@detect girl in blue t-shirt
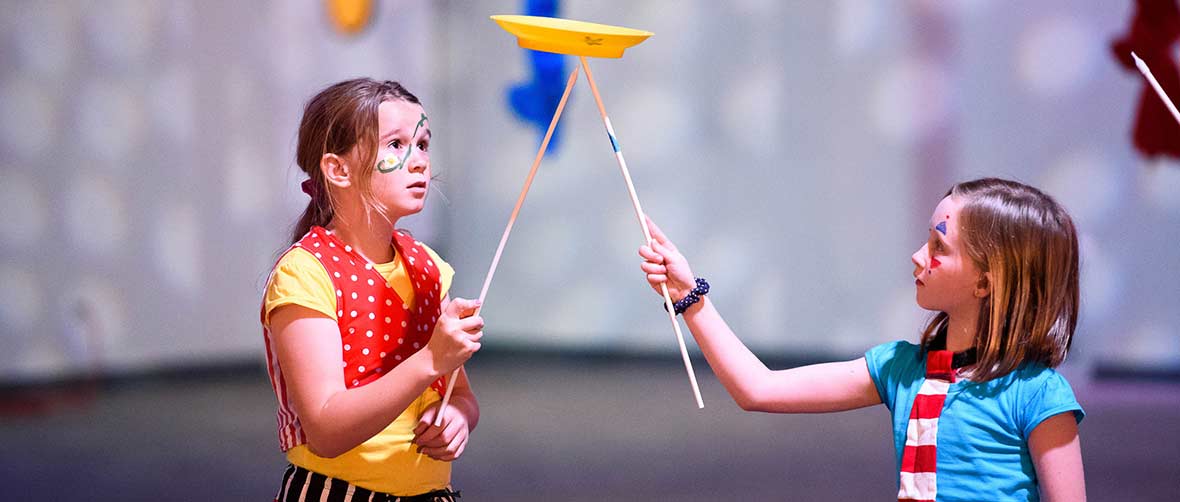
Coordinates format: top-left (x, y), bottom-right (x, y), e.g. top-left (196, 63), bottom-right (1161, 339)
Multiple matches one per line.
top-left (638, 178), bottom-right (1085, 501)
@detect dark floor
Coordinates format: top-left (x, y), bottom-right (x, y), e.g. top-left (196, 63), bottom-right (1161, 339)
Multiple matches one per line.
top-left (1, 353), bottom-right (1177, 501)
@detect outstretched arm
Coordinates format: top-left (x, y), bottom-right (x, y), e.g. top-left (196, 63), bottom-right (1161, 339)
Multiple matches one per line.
top-left (639, 217), bottom-right (880, 413)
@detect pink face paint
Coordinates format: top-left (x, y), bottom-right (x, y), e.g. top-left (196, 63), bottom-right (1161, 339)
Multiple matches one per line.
top-left (930, 257), bottom-right (942, 269)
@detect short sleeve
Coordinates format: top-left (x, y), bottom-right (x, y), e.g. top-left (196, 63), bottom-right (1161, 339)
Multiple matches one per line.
top-left (1019, 368), bottom-right (1085, 439)
top-left (263, 247), bottom-right (338, 327)
top-left (865, 340), bottom-right (917, 412)
top-left (420, 244), bottom-right (455, 298)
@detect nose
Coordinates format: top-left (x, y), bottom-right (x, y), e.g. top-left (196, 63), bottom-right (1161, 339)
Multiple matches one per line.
top-left (911, 244), bottom-right (927, 275)
top-left (407, 148), bottom-right (428, 173)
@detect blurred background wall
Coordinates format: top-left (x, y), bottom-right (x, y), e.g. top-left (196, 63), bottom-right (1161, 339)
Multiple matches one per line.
top-left (2, 0), bottom-right (1178, 382)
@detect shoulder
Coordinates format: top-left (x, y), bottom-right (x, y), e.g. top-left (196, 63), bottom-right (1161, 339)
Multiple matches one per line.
top-left (277, 245), bottom-right (324, 270)
top-left (1010, 362), bottom-right (1071, 389)
top-left (263, 246), bottom-right (336, 325)
top-left (864, 340), bottom-right (923, 410)
top-left (269, 246), bottom-right (331, 286)
top-left (865, 340), bottom-right (921, 369)
top-left (1008, 363), bottom-right (1085, 436)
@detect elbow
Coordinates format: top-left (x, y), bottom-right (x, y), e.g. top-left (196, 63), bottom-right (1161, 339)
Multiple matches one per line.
top-left (735, 395), bottom-right (772, 412)
top-left (733, 386), bottom-right (771, 412)
top-left (735, 396), bottom-right (761, 412)
top-left (305, 439), bottom-right (348, 459)
top-left (302, 429), bottom-right (350, 458)
top-left (731, 372), bottom-right (775, 412)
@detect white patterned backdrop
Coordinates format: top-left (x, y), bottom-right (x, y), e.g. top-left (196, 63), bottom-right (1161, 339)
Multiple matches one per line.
top-left (1, 0), bottom-right (1177, 381)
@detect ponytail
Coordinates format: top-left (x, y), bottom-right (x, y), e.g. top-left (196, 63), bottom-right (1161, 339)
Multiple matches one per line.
top-left (290, 176), bottom-right (334, 244)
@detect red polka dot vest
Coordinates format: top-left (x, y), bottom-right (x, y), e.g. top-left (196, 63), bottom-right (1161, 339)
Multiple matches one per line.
top-left (263, 227), bottom-right (446, 451)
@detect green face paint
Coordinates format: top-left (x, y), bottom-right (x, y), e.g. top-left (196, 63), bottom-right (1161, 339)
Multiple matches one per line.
top-left (376, 113), bottom-right (428, 173)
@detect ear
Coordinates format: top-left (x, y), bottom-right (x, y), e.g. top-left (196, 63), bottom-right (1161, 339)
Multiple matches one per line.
top-left (321, 153), bottom-right (351, 188)
top-left (974, 272), bottom-right (992, 298)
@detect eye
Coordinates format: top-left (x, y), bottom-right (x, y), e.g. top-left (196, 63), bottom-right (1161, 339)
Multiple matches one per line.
top-left (388, 139), bottom-right (402, 150)
top-left (417, 140), bottom-right (429, 152)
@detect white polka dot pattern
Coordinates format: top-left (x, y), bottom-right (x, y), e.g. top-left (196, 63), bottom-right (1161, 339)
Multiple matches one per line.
top-left (263, 226), bottom-right (447, 452)
top-left (305, 226), bottom-right (445, 394)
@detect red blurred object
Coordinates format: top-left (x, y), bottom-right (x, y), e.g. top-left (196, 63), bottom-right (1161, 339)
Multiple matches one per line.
top-left (1112, 0), bottom-right (1180, 160)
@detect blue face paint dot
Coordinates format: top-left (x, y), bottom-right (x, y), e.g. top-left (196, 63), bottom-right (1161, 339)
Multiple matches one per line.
top-left (935, 221), bottom-right (947, 235)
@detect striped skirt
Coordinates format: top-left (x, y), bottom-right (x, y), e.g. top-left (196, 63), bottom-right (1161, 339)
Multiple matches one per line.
top-left (275, 464), bottom-right (460, 502)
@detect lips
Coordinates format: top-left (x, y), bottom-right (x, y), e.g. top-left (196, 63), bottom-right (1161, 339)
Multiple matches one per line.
top-left (915, 278), bottom-right (925, 286)
top-left (407, 181), bottom-right (427, 190)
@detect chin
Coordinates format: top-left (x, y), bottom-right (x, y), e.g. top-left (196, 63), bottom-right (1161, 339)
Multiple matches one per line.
top-left (381, 204), bottom-right (423, 221)
top-left (396, 206), bottom-right (424, 217)
top-left (397, 196), bottom-right (426, 211)
top-left (915, 295), bottom-right (936, 311)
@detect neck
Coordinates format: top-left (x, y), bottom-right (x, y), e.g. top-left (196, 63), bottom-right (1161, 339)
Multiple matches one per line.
top-left (327, 209), bottom-right (398, 264)
top-left (944, 307), bottom-right (978, 353)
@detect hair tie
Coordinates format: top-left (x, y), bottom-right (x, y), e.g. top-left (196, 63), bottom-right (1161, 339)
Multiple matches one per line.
top-left (301, 179), bottom-right (316, 199)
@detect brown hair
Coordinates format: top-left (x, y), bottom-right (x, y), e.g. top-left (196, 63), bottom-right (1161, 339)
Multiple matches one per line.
top-left (291, 78), bottom-right (421, 244)
top-left (920, 178), bottom-right (1080, 381)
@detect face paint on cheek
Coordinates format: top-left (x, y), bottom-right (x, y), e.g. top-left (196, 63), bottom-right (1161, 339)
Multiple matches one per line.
top-left (930, 257), bottom-right (941, 270)
top-left (377, 153), bottom-right (403, 173)
top-left (376, 113), bottom-right (429, 174)
top-left (935, 220), bottom-right (947, 235)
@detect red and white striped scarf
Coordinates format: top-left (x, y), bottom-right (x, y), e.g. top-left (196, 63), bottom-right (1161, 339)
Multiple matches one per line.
top-left (897, 349), bottom-right (956, 502)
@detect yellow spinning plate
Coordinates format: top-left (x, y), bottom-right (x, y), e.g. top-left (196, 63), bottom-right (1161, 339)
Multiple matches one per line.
top-left (490, 15), bottom-right (652, 58)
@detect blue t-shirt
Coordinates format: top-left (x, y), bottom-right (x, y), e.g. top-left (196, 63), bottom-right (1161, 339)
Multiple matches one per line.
top-left (865, 341), bottom-right (1084, 502)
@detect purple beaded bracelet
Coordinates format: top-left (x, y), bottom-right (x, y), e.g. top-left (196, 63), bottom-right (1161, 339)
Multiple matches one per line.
top-left (665, 277), bottom-right (709, 315)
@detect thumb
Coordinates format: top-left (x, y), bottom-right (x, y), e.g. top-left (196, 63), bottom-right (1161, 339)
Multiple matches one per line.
top-left (415, 407), bottom-right (436, 435)
top-left (652, 240), bottom-right (676, 262)
top-left (645, 215), bottom-right (668, 245)
top-left (446, 297), bottom-right (480, 318)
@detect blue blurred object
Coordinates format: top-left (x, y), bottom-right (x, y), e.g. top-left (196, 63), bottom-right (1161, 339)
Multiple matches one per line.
top-left (507, 0), bottom-right (568, 153)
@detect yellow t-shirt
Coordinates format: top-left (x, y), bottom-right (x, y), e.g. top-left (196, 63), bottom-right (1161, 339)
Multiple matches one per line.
top-left (263, 242), bottom-right (455, 495)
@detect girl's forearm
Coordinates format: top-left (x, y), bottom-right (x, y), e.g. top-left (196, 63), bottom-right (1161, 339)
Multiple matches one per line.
top-left (305, 350), bottom-right (440, 457)
top-left (447, 368), bottom-right (480, 431)
top-left (681, 297), bottom-right (774, 410)
top-left (681, 298), bottom-right (880, 413)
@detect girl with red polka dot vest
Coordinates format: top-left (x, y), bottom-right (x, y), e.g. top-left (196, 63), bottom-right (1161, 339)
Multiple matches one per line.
top-left (262, 79), bottom-right (482, 501)
top-left (638, 178), bottom-right (1087, 502)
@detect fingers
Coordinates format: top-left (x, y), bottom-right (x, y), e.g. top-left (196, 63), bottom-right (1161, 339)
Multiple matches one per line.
top-left (414, 422), bottom-right (445, 447)
top-left (413, 407), bottom-right (469, 461)
top-left (414, 418), bottom-right (437, 441)
top-left (638, 244), bottom-right (663, 263)
top-left (640, 261), bottom-right (666, 275)
top-left (437, 415), bottom-right (463, 445)
top-left (455, 315), bottom-right (484, 335)
top-left (639, 245), bottom-right (670, 286)
top-left (419, 433), bottom-right (467, 461)
top-left (445, 297), bottom-right (481, 318)
top-left (651, 240), bottom-right (676, 259)
top-left (414, 405), bottom-right (438, 437)
top-left (413, 405), bottom-right (449, 446)
top-left (419, 422), bottom-right (467, 460)
top-left (645, 215), bottom-right (668, 244)
top-left (639, 241), bottom-right (679, 264)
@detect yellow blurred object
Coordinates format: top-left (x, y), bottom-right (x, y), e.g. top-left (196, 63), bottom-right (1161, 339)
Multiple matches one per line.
top-left (490, 15), bottom-right (652, 58)
top-left (326, 0), bottom-right (374, 35)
